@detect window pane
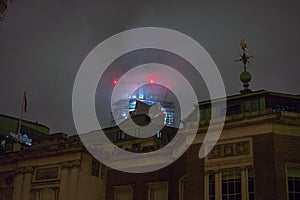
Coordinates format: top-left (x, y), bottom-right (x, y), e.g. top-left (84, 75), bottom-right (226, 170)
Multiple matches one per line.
top-left (249, 194), bottom-right (255, 200)
top-left (294, 179), bottom-right (300, 192)
top-left (150, 187), bottom-right (167, 200)
top-left (235, 181), bottom-right (241, 193)
top-left (287, 165), bottom-right (300, 200)
top-left (235, 194), bottom-right (242, 200)
top-left (221, 168), bottom-right (241, 199)
top-left (248, 168), bottom-right (255, 199)
top-left (209, 174), bottom-right (215, 198)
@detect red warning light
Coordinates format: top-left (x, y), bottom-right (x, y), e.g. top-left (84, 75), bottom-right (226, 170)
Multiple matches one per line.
top-left (150, 80), bottom-right (154, 84)
top-left (113, 80), bottom-right (118, 85)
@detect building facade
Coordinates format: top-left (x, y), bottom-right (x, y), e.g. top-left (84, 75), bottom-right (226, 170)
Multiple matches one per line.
top-left (0, 133), bottom-right (106, 200)
top-left (0, 91), bottom-right (299, 200)
top-left (105, 90), bottom-right (300, 200)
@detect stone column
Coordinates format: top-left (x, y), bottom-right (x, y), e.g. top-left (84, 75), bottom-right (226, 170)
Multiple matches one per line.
top-left (59, 161), bottom-right (70, 200)
top-left (215, 170), bottom-right (221, 200)
top-left (22, 166), bottom-right (34, 200)
top-left (241, 167), bottom-right (247, 200)
top-left (68, 160), bottom-right (81, 200)
top-left (12, 167), bottom-right (24, 200)
top-left (204, 171), bottom-right (209, 200)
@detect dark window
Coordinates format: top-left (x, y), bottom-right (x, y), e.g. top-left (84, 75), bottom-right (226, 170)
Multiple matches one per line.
top-left (287, 165), bottom-right (300, 200)
top-left (132, 143), bottom-right (141, 152)
top-left (221, 168), bottom-right (242, 200)
top-left (209, 173), bottom-right (215, 200)
top-left (116, 130), bottom-right (125, 141)
top-left (227, 105), bottom-right (241, 116)
top-left (132, 143), bottom-right (141, 149)
top-left (248, 168), bottom-right (255, 200)
top-left (91, 160), bottom-right (100, 177)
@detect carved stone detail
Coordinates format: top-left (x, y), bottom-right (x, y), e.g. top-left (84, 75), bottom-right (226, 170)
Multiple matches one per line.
top-left (24, 166), bottom-right (34, 174)
top-left (61, 159), bottom-right (81, 169)
top-left (208, 140), bottom-right (250, 160)
top-left (35, 167), bottom-right (59, 181)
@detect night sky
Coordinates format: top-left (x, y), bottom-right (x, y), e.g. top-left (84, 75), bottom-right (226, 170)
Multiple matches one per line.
top-left (0, 0), bottom-right (299, 134)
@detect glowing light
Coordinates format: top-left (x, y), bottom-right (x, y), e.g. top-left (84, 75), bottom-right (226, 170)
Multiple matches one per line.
top-left (113, 80), bottom-right (118, 85)
top-left (150, 80), bottom-right (154, 83)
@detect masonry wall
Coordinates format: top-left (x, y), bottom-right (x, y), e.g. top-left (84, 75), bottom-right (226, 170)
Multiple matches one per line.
top-left (185, 143), bottom-right (204, 200)
top-left (106, 152), bottom-right (187, 200)
top-left (253, 133), bottom-right (276, 200)
top-left (273, 134), bottom-right (300, 200)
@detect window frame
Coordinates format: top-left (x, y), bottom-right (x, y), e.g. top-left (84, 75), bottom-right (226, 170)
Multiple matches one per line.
top-left (113, 184), bottom-right (134, 200)
top-left (91, 159), bottom-right (101, 177)
top-left (286, 163), bottom-right (300, 200)
top-left (148, 181), bottom-right (169, 200)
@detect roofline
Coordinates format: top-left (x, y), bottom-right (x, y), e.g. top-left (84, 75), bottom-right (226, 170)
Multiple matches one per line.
top-left (197, 90), bottom-right (300, 106)
top-left (0, 113), bottom-right (49, 130)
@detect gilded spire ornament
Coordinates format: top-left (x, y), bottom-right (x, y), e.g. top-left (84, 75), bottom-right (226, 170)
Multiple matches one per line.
top-left (236, 39), bottom-right (253, 94)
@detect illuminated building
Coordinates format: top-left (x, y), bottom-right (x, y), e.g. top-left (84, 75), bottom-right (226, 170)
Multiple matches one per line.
top-left (105, 90), bottom-right (300, 200)
top-left (110, 83), bottom-right (176, 127)
top-left (0, 114), bottom-right (50, 153)
top-left (0, 42), bottom-right (299, 200)
top-left (0, 133), bottom-right (106, 200)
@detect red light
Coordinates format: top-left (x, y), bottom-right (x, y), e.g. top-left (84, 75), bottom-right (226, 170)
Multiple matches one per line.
top-left (150, 80), bottom-right (154, 84)
top-left (113, 80), bottom-right (118, 85)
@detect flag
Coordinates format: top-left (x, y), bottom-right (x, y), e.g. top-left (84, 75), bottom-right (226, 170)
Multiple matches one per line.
top-left (24, 92), bottom-right (27, 113)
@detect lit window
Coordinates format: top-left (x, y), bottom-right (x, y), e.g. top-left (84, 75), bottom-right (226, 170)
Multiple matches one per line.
top-left (179, 176), bottom-right (187, 200)
top-left (91, 160), bottom-right (100, 177)
top-left (287, 165), bottom-right (300, 200)
top-left (117, 130), bottom-right (125, 141)
top-left (156, 131), bottom-right (162, 139)
top-left (0, 140), bottom-right (6, 150)
top-left (114, 185), bottom-right (133, 200)
top-left (148, 181), bottom-right (168, 200)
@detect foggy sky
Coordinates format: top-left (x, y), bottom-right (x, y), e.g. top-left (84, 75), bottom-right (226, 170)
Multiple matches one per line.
top-left (0, 0), bottom-right (299, 134)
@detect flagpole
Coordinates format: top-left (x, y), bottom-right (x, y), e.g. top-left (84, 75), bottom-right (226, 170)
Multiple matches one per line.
top-left (17, 91), bottom-right (26, 143)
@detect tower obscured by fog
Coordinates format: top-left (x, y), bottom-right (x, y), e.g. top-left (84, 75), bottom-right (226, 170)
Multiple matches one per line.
top-left (110, 84), bottom-right (179, 127)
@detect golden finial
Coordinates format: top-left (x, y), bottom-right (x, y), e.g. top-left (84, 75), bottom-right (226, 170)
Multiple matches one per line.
top-left (236, 39), bottom-right (253, 71)
top-left (240, 39), bottom-right (248, 52)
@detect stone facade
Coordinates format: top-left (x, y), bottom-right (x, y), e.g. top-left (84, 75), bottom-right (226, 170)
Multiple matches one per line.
top-left (0, 134), bottom-right (106, 200)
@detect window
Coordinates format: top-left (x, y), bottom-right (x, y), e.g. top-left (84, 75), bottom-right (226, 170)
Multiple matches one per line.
top-left (91, 160), bottom-right (100, 177)
top-left (287, 165), bottom-right (300, 200)
top-left (226, 105), bottom-right (241, 116)
top-left (179, 176), bottom-right (187, 200)
top-left (132, 143), bottom-right (141, 152)
top-left (206, 167), bottom-right (254, 200)
top-left (221, 168), bottom-right (241, 200)
top-left (0, 140), bottom-right (6, 150)
top-left (208, 174), bottom-right (215, 200)
top-left (30, 187), bottom-right (59, 200)
top-left (148, 181), bottom-right (168, 200)
top-left (275, 104), bottom-right (296, 112)
top-left (114, 185), bottom-right (133, 200)
top-left (117, 130), bottom-right (125, 141)
top-left (156, 131), bottom-right (162, 139)
top-left (248, 168), bottom-right (255, 200)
